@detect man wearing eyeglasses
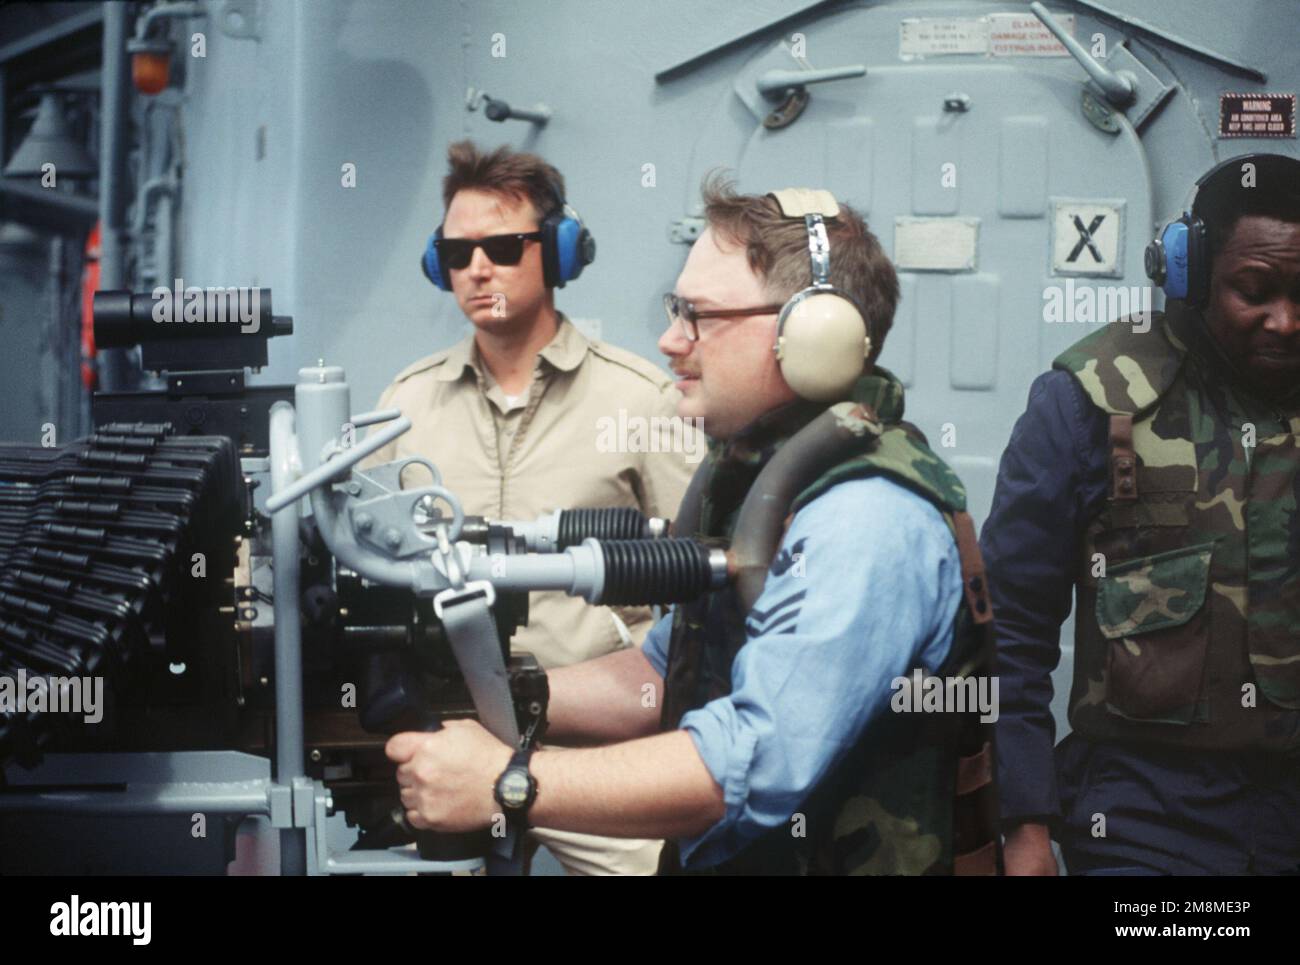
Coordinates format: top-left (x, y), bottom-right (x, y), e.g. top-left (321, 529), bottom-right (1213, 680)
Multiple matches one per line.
top-left (386, 175), bottom-right (999, 875)
top-left (365, 140), bottom-right (697, 875)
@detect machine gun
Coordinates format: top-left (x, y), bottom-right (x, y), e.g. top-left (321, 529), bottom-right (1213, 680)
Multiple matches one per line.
top-left (0, 287), bottom-right (727, 875)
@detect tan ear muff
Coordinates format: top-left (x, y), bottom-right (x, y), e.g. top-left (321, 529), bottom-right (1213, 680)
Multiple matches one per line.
top-left (775, 290), bottom-right (872, 402)
top-left (764, 190), bottom-right (873, 402)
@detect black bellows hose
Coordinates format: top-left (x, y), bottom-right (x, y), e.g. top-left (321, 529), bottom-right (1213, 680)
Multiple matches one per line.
top-left (556, 507), bottom-right (650, 547)
top-left (596, 539), bottom-right (714, 605)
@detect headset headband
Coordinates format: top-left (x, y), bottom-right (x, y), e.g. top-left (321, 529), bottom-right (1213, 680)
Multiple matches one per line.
top-left (767, 188), bottom-right (868, 320)
top-left (805, 215), bottom-right (832, 287)
top-left (768, 188), bottom-right (841, 219)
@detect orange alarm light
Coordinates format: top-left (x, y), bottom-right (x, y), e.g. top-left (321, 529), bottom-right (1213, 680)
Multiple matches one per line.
top-left (132, 50), bottom-right (171, 95)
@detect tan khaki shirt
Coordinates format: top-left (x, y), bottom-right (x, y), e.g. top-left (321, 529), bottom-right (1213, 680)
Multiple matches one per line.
top-left (363, 316), bottom-right (699, 668)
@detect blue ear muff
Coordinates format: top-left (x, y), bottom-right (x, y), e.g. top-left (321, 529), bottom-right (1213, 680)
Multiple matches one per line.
top-left (1144, 213), bottom-right (1208, 306)
top-left (422, 225), bottom-right (450, 291)
top-left (553, 216), bottom-right (584, 287)
top-left (423, 207), bottom-right (595, 291)
top-left (1145, 219), bottom-right (1190, 299)
top-left (542, 210), bottom-right (596, 289)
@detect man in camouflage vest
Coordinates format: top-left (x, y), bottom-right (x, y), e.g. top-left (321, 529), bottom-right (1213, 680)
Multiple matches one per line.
top-left (985, 153), bottom-right (1300, 875)
top-left (387, 176), bottom-right (999, 874)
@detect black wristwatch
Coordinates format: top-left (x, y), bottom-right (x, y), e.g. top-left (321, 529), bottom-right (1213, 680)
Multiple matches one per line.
top-left (493, 747), bottom-right (538, 819)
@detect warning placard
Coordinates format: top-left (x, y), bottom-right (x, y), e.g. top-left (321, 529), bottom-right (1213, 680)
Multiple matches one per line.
top-left (988, 13), bottom-right (1073, 57)
top-left (1219, 93), bottom-right (1296, 138)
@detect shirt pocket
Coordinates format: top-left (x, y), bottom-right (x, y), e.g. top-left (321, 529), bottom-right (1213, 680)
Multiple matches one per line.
top-left (1096, 541), bottom-right (1215, 724)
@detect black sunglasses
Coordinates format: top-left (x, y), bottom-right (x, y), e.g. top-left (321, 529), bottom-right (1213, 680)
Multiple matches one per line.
top-left (434, 231), bottom-right (543, 270)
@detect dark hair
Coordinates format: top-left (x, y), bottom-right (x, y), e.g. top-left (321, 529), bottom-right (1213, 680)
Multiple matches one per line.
top-left (1193, 153), bottom-right (1300, 256)
top-left (699, 172), bottom-right (899, 362)
top-left (442, 140), bottom-right (565, 223)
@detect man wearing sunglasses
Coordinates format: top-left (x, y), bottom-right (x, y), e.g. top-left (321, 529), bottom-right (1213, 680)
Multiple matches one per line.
top-left (386, 176), bottom-right (998, 875)
top-left (433, 231), bottom-right (542, 273)
top-left (365, 140), bottom-right (697, 875)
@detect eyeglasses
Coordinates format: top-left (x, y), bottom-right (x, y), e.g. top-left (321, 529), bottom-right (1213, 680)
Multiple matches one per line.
top-left (434, 231), bottom-right (544, 270)
top-left (662, 292), bottom-right (785, 342)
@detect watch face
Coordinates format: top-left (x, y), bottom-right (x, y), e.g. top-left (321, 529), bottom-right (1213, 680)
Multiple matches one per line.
top-left (499, 767), bottom-right (532, 809)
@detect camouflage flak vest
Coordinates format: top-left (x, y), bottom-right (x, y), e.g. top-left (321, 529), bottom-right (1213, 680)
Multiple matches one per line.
top-left (658, 369), bottom-right (999, 876)
top-left (1054, 305), bottom-right (1300, 751)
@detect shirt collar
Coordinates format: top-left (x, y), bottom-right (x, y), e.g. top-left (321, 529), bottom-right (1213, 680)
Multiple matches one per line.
top-left (434, 313), bottom-right (589, 383)
top-left (536, 313), bottom-right (589, 373)
top-left (434, 334), bottom-right (477, 382)
top-left (436, 313), bottom-right (590, 382)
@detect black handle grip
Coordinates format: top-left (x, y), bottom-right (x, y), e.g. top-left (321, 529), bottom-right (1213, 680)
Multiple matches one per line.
top-left (359, 674), bottom-right (489, 865)
top-left (408, 714), bottom-right (491, 863)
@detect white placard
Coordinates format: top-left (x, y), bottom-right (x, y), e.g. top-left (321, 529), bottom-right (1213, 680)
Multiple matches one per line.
top-left (899, 18), bottom-right (989, 58)
top-left (1051, 200), bottom-right (1124, 276)
top-left (899, 12), bottom-right (1075, 58)
top-left (894, 218), bottom-right (979, 272)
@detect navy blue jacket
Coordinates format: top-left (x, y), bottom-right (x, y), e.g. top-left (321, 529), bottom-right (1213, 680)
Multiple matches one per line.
top-left (982, 360), bottom-right (1300, 874)
top-left (980, 369), bottom-right (1107, 824)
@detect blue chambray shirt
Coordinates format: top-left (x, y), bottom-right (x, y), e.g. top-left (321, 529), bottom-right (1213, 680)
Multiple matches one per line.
top-left (641, 475), bottom-right (963, 868)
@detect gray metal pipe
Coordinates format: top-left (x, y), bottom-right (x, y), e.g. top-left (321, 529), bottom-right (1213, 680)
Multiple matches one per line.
top-left (464, 545), bottom-right (603, 599)
top-left (1029, 1), bottom-right (1135, 106)
top-left (0, 178), bottom-right (99, 231)
top-left (325, 851), bottom-right (482, 875)
top-left (98, 1), bottom-right (131, 392)
top-left (349, 407), bottom-right (402, 428)
top-left (132, 174), bottom-right (177, 289)
top-left (756, 65), bottom-right (866, 99)
top-left (269, 402), bottom-right (307, 874)
top-left (265, 415), bottom-right (410, 514)
top-left (0, 782), bottom-right (271, 815)
top-left (130, 174), bottom-right (178, 238)
top-left (135, 1), bottom-right (204, 42)
top-left (156, 189), bottom-right (174, 288)
top-left (308, 484), bottom-right (422, 588)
